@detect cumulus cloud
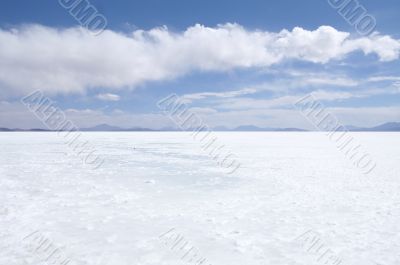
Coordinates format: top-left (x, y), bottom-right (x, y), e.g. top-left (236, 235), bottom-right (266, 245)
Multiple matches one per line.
top-left (96, 93), bottom-right (120, 101)
top-left (0, 24), bottom-right (399, 96)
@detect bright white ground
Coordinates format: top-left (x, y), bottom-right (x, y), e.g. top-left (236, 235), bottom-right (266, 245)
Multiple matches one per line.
top-left (0, 132), bottom-right (399, 265)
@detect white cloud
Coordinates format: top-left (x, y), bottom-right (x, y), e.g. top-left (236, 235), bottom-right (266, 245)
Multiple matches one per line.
top-left (181, 88), bottom-right (257, 103)
top-left (328, 106), bottom-right (400, 127)
top-left (303, 77), bottom-right (359, 87)
top-left (96, 93), bottom-right (120, 101)
top-left (311, 90), bottom-right (355, 101)
top-left (169, 105), bottom-right (400, 129)
top-left (188, 107), bottom-right (218, 115)
top-left (210, 90), bottom-right (356, 111)
top-left (180, 84), bottom-right (398, 112)
top-left (368, 76), bottom-right (400, 82)
top-left (214, 95), bottom-right (300, 110)
top-left (179, 74), bottom-right (362, 106)
top-left (0, 24), bottom-right (399, 97)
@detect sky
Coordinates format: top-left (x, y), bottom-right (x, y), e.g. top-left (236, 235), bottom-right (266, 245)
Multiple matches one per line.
top-left (0, 0), bottom-right (400, 129)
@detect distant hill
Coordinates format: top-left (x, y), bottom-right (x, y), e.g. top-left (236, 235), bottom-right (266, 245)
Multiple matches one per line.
top-left (0, 124), bottom-right (155, 132)
top-left (81, 124), bottom-right (124, 131)
top-left (274, 128), bottom-right (308, 132)
top-left (344, 122), bottom-right (400, 132)
top-left (234, 125), bottom-right (271, 131)
top-left (368, 122), bottom-right (400, 131)
top-left (0, 122), bottom-right (399, 132)
top-left (224, 122), bottom-right (400, 132)
top-left (0, 127), bottom-right (25, 131)
top-left (222, 125), bottom-right (307, 131)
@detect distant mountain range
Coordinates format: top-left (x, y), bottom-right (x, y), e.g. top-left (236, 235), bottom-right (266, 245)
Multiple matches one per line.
top-left (341, 122), bottom-right (400, 132)
top-left (1, 122), bottom-right (400, 132)
top-left (212, 125), bottom-right (307, 131)
top-left (0, 123), bottom-right (156, 132)
top-left (212, 122), bottom-right (400, 131)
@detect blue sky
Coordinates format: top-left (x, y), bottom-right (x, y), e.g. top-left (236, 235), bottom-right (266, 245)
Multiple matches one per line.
top-left (0, 0), bottom-right (399, 129)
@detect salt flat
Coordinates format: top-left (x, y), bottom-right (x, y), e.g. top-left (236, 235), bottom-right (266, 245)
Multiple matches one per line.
top-left (0, 132), bottom-right (399, 265)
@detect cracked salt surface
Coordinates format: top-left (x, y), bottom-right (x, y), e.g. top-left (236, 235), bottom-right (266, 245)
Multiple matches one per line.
top-left (0, 132), bottom-right (399, 265)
